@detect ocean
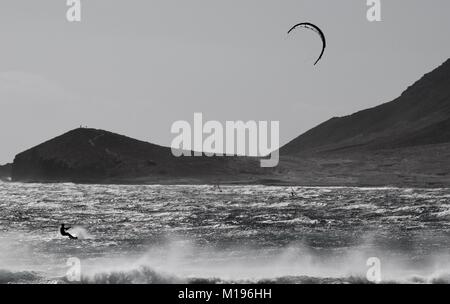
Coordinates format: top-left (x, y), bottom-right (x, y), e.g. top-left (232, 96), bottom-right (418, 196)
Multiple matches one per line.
top-left (1, 182), bottom-right (450, 284)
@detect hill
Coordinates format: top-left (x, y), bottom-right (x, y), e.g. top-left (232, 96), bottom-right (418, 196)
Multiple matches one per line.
top-left (11, 128), bottom-right (262, 183)
top-left (282, 59), bottom-right (450, 154)
top-left (0, 163), bottom-right (12, 180)
top-left (277, 59), bottom-right (450, 187)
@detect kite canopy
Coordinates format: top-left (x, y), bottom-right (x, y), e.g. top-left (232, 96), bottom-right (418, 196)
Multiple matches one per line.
top-left (288, 22), bottom-right (326, 66)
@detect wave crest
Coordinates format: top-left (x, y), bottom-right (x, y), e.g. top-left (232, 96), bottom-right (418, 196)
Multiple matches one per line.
top-left (0, 270), bottom-right (41, 284)
top-left (78, 266), bottom-right (184, 284)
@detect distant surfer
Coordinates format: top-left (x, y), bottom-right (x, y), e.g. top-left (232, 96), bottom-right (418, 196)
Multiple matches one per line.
top-left (290, 188), bottom-right (297, 198)
top-left (212, 183), bottom-right (222, 192)
top-left (60, 224), bottom-right (77, 240)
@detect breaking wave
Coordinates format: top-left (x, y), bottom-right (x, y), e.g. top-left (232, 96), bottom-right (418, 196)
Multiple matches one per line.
top-left (60, 266), bottom-right (450, 284)
top-left (0, 270), bottom-right (42, 284)
top-left (69, 226), bottom-right (94, 240)
top-left (3, 266), bottom-right (450, 284)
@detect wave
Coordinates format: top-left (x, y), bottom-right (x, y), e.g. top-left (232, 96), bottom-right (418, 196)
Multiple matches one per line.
top-left (78, 266), bottom-right (184, 284)
top-left (69, 226), bottom-right (94, 240)
top-left (0, 270), bottom-right (42, 284)
top-left (1, 263), bottom-right (446, 284)
top-left (77, 267), bottom-right (368, 284)
top-left (3, 267), bottom-right (368, 284)
top-left (3, 238), bottom-right (450, 284)
top-left (53, 266), bottom-right (450, 284)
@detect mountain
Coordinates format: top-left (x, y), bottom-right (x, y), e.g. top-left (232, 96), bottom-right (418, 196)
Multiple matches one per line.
top-left (11, 128), bottom-right (263, 183)
top-left (0, 163), bottom-right (12, 180)
top-left (277, 58), bottom-right (450, 187)
top-left (283, 59), bottom-right (450, 154)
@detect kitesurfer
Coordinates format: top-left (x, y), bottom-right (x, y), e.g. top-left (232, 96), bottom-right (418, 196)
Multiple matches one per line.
top-left (60, 224), bottom-right (77, 240)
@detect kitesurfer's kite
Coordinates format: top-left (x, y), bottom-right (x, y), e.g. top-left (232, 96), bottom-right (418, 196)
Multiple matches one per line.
top-left (287, 22), bottom-right (326, 66)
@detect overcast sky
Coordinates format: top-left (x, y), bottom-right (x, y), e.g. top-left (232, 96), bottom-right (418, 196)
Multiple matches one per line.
top-left (0, 0), bottom-right (449, 163)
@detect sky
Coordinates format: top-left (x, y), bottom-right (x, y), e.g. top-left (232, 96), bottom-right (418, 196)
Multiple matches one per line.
top-left (0, 0), bottom-right (449, 164)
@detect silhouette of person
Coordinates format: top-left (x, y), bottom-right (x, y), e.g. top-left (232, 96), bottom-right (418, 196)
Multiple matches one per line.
top-left (290, 188), bottom-right (297, 198)
top-left (60, 224), bottom-right (77, 240)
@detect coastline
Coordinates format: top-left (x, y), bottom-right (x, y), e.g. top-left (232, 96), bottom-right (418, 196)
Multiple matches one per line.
top-left (3, 177), bottom-right (448, 189)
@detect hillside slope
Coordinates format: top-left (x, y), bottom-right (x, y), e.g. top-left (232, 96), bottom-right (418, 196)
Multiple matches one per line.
top-left (0, 163), bottom-right (12, 180)
top-left (276, 58), bottom-right (450, 187)
top-left (282, 59), bottom-right (450, 154)
top-left (12, 128), bottom-right (262, 183)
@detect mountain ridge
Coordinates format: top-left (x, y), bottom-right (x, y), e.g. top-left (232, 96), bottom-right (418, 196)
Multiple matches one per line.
top-left (282, 58), bottom-right (450, 154)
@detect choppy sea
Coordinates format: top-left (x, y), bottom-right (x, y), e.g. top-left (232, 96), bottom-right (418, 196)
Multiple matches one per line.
top-left (1, 182), bottom-right (450, 284)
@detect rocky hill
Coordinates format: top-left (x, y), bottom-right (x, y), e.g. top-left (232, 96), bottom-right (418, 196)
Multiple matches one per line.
top-left (0, 163), bottom-right (12, 180)
top-left (277, 59), bottom-right (450, 187)
top-left (11, 128), bottom-right (262, 183)
top-left (282, 59), bottom-right (450, 155)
